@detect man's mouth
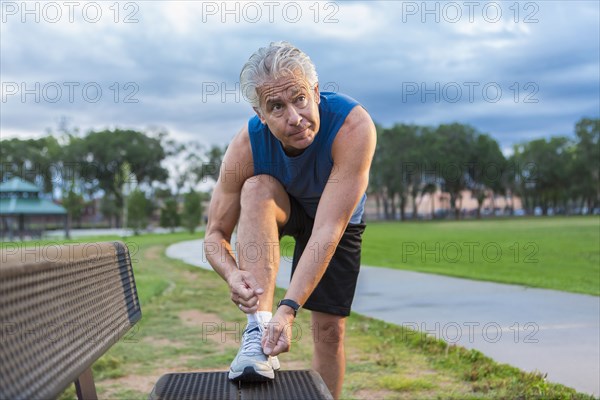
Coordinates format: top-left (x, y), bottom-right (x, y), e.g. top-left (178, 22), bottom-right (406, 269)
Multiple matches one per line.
top-left (289, 127), bottom-right (309, 137)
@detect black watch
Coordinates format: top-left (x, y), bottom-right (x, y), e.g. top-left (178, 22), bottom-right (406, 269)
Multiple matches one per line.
top-left (277, 299), bottom-right (300, 317)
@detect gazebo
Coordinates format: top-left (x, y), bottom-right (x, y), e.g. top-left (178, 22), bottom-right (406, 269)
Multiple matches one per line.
top-left (0, 177), bottom-right (68, 240)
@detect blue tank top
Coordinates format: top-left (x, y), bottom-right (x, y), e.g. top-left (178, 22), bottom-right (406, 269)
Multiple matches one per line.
top-left (248, 91), bottom-right (366, 224)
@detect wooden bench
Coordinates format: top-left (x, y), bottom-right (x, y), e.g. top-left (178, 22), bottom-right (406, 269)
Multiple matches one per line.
top-left (0, 241), bottom-right (332, 400)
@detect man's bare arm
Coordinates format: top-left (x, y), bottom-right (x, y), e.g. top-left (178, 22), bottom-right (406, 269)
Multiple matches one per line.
top-left (204, 127), bottom-right (253, 282)
top-left (263, 106), bottom-right (376, 356)
top-left (283, 105), bottom-right (376, 306)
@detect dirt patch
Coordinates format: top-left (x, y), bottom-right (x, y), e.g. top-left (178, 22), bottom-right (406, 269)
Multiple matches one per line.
top-left (346, 349), bottom-right (373, 364)
top-left (144, 245), bottom-right (163, 260)
top-left (178, 310), bottom-right (240, 351)
top-left (102, 374), bottom-right (159, 397)
top-left (352, 388), bottom-right (399, 400)
top-left (101, 364), bottom-right (220, 398)
top-left (265, 357), bottom-right (311, 371)
top-left (162, 355), bottom-right (206, 369)
top-left (181, 270), bottom-right (199, 281)
top-left (179, 310), bottom-right (224, 328)
top-left (141, 336), bottom-right (186, 348)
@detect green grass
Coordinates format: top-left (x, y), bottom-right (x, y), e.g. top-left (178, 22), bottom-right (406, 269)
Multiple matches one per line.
top-left (32, 231), bottom-right (592, 399)
top-left (378, 375), bottom-right (435, 392)
top-left (282, 216), bottom-right (600, 295)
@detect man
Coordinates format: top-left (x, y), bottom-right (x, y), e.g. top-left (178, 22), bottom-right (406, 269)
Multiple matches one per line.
top-left (204, 41), bottom-right (376, 399)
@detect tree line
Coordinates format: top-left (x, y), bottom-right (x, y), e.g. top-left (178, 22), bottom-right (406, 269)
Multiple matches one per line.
top-left (0, 117), bottom-right (597, 229)
top-left (0, 126), bottom-right (225, 233)
top-left (371, 117), bottom-right (599, 220)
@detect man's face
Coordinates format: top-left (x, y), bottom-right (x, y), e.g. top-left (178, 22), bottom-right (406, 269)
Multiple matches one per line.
top-left (254, 73), bottom-right (320, 156)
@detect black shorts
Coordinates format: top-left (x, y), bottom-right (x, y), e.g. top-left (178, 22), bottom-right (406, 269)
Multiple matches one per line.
top-left (279, 195), bottom-right (366, 317)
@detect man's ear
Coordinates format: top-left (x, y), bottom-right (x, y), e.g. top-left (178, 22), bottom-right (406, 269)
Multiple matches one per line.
top-left (313, 83), bottom-right (320, 104)
top-left (253, 107), bottom-right (266, 124)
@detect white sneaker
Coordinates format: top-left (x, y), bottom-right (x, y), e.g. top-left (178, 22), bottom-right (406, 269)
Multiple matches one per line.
top-left (228, 323), bottom-right (274, 381)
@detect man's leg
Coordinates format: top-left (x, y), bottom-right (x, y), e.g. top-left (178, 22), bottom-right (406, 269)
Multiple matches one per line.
top-left (228, 175), bottom-right (290, 381)
top-left (311, 311), bottom-right (346, 400)
top-left (237, 175), bottom-right (290, 310)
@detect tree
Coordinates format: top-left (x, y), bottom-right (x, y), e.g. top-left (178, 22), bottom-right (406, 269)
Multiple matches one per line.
top-left (421, 182), bottom-right (437, 219)
top-left (571, 118), bottom-right (600, 213)
top-left (386, 124), bottom-right (424, 220)
top-left (100, 194), bottom-right (119, 228)
top-left (374, 127), bottom-right (402, 220)
top-left (512, 137), bottom-right (572, 215)
top-left (369, 124), bottom-right (424, 220)
top-left (155, 187), bottom-right (174, 201)
top-left (368, 124), bottom-right (387, 220)
top-left (0, 136), bottom-right (62, 196)
top-left (198, 144), bottom-right (228, 183)
top-left (82, 129), bottom-right (169, 227)
top-left (61, 131), bottom-right (99, 200)
top-left (182, 190), bottom-right (202, 234)
top-left (468, 134), bottom-right (506, 218)
top-left (160, 198), bottom-right (180, 233)
top-left (425, 123), bottom-right (479, 219)
top-left (183, 143), bottom-right (229, 191)
top-left (127, 189), bottom-right (150, 235)
top-left (62, 186), bottom-right (85, 230)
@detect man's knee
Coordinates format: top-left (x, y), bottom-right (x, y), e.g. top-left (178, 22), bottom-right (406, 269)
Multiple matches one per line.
top-left (240, 174), bottom-right (284, 206)
top-left (312, 313), bottom-right (346, 348)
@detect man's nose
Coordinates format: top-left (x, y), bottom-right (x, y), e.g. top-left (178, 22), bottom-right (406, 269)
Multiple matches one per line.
top-left (287, 106), bottom-right (302, 126)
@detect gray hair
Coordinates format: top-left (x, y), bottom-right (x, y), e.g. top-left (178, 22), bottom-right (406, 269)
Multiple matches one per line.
top-left (240, 41), bottom-right (319, 108)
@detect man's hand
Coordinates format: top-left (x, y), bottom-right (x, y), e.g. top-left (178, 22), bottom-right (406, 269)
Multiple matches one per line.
top-left (262, 306), bottom-right (295, 356)
top-left (227, 269), bottom-right (264, 313)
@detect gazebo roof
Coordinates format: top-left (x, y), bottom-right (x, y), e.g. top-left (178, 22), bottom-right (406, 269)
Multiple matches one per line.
top-left (0, 198), bottom-right (67, 215)
top-left (0, 177), bottom-right (41, 193)
top-left (0, 177), bottom-right (67, 215)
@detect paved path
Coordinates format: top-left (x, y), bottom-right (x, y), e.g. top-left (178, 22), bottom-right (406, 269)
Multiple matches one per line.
top-left (166, 239), bottom-right (600, 396)
top-left (43, 227), bottom-right (189, 239)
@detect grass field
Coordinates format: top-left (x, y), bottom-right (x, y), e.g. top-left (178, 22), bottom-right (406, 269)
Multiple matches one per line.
top-left (17, 232), bottom-right (586, 399)
top-left (281, 216), bottom-right (600, 296)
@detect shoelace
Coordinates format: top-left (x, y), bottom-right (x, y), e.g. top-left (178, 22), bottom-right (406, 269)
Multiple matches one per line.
top-left (241, 324), bottom-right (264, 356)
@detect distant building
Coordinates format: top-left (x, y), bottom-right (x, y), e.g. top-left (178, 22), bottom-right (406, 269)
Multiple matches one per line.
top-left (0, 177), bottom-right (68, 240)
top-left (364, 189), bottom-right (523, 220)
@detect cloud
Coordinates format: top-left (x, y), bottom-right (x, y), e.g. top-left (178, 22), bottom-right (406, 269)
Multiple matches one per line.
top-left (1, 0), bottom-right (598, 150)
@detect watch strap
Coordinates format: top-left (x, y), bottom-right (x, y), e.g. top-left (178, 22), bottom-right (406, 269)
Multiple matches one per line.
top-left (277, 299), bottom-right (300, 316)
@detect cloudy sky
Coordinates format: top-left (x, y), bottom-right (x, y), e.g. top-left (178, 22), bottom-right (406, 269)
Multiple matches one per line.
top-left (1, 0), bottom-right (599, 153)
